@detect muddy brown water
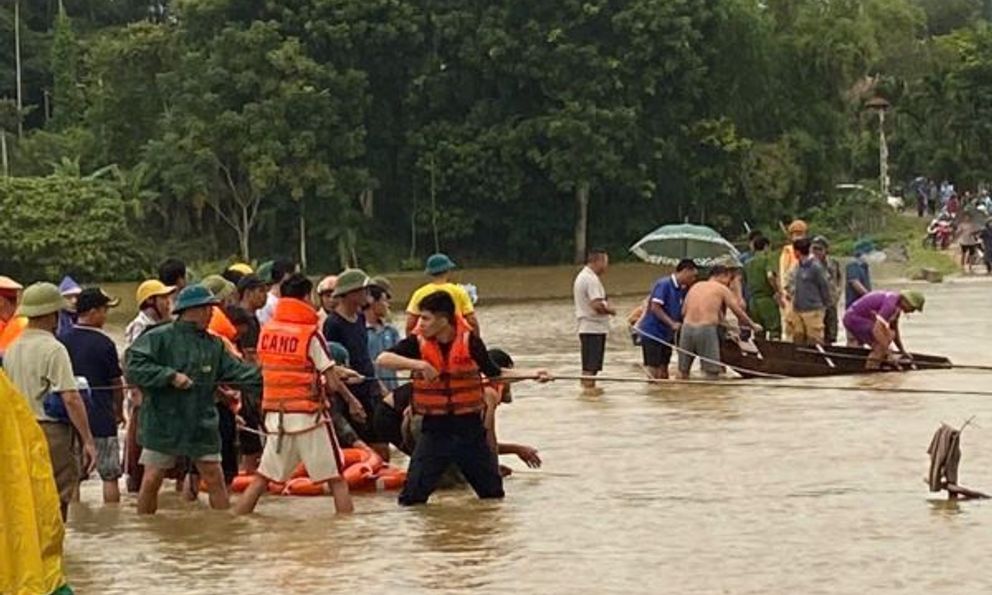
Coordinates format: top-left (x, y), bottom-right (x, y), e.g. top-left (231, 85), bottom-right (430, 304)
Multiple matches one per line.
top-left (67, 273), bottom-right (992, 594)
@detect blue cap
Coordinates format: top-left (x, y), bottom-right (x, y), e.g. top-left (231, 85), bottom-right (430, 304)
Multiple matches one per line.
top-left (853, 239), bottom-right (875, 257)
top-left (172, 284), bottom-right (220, 313)
top-left (425, 253), bottom-right (456, 276)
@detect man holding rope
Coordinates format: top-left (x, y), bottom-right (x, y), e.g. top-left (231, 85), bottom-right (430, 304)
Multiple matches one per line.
top-left (125, 284), bottom-right (261, 515)
top-left (235, 274), bottom-right (363, 515)
top-left (637, 259), bottom-right (697, 379)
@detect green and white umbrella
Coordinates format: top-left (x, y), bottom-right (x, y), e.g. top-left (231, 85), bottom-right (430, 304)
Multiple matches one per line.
top-left (629, 223), bottom-right (740, 266)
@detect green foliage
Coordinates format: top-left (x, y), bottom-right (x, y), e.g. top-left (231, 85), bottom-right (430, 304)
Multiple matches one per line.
top-left (0, 176), bottom-right (143, 282)
top-left (0, 0), bottom-right (987, 279)
top-left (50, 5), bottom-right (85, 131)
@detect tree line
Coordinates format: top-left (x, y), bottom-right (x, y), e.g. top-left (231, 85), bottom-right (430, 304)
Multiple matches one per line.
top-left (2, 0), bottom-right (992, 281)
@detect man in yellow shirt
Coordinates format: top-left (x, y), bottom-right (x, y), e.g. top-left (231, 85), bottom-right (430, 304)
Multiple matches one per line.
top-left (779, 219), bottom-right (808, 341)
top-left (405, 253), bottom-right (480, 335)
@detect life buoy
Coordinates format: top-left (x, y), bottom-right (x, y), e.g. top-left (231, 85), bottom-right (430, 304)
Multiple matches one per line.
top-left (283, 477), bottom-right (326, 496)
top-left (343, 463), bottom-right (374, 488)
top-left (290, 463), bottom-right (308, 479)
top-left (351, 465), bottom-right (407, 492)
top-left (267, 481), bottom-right (286, 495)
top-left (230, 474), bottom-right (253, 493)
top-left (341, 447), bottom-right (371, 467)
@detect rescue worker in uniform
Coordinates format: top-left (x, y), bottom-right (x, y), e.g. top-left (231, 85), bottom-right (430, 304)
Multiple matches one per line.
top-left (235, 274), bottom-right (364, 515)
top-left (377, 291), bottom-right (551, 506)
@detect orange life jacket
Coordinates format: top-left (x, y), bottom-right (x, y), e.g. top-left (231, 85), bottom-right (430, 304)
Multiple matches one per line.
top-left (208, 306), bottom-right (238, 342)
top-left (0, 316), bottom-right (26, 355)
top-left (257, 298), bottom-right (323, 414)
top-left (208, 306), bottom-right (242, 358)
top-left (412, 319), bottom-right (484, 416)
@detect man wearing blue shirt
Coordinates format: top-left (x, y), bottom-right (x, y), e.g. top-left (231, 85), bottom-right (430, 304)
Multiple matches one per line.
top-left (637, 259), bottom-right (698, 379)
top-left (845, 241), bottom-right (873, 309)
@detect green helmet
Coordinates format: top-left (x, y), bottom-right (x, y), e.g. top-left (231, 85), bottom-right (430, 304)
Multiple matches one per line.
top-left (16, 282), bottom-right (68, 318)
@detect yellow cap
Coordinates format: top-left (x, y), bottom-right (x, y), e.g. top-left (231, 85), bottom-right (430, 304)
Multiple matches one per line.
top-left (228, 263), bottom-right (253, 275)
top-left (136, 280), bottom-right (177, 307)
top-left (787, 219), bottom-right (808, 234)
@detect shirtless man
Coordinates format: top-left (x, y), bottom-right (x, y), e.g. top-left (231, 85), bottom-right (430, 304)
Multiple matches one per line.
top-left (678, 266), bottom-right (763, 379)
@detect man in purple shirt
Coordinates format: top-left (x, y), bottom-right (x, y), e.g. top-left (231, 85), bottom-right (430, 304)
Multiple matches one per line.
top-left (842, 290), bottom-right (925, 368)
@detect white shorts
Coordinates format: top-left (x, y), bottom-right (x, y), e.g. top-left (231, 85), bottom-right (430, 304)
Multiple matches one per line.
top-left (257, 412), bottom-right (342, 483)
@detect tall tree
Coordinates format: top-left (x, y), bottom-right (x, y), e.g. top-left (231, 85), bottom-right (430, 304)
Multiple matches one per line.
top-left (49, 2), bottom-right (84, 130)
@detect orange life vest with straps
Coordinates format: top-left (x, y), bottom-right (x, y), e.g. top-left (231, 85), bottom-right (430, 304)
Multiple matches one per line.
top-left (257, 298), bottom-right (323, 414)
top-left (0, 316), bottom-right (26, 356)
top-left (412, 319), bottom-right (485, 416)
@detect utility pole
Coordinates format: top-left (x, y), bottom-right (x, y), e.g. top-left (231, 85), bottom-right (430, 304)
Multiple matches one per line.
top-left (866, 96), bottom-right (891, 198)
top-left (14, 0), bottom-right (23, 138)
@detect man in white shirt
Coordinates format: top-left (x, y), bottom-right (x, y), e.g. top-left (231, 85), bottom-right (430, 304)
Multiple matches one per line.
top-left (572, 249), bottom-right (615, 388)
top-left (256, 259), bottom-right (296, 325)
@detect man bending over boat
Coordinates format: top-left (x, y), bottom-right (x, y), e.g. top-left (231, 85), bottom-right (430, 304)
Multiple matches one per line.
top-left (678, 266), bottom-right (763, 379)
top-left (841, 290), bottom-right (925, 369)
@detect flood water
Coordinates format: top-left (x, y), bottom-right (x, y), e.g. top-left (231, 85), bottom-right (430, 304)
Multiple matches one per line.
top-left (66, 275), bottom-right (992, 594)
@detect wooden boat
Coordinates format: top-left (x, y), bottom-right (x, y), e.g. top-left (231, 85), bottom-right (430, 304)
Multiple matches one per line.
top-left (719, 338), bottom-right (952, 378)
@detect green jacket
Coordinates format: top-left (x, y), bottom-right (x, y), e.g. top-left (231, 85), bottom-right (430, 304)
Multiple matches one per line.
top-left (126, 320), bottom-right (260, 459)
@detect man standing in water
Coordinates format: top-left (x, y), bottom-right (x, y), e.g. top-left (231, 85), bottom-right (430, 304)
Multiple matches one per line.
top-left (573, 249), bottom-right (615, 388)
top-left (122, 280), bottom-right (176, 492)
top-left (4, 282), bottom-right (97, 519)
top-left (324, 269), bottom-right (388, 457)
top-left (61, 288), bottom-right (126, 504)
top-left (377, 291), bottom-right (551, 505)
top-left (126, 285), bottom-right (260, 514)
top-left (842, 290), bottom-right (925, 369)
top-left (158, 258), bottom-right (188, 292)
top-left (257, 259), bottom-right (296, 325)
top-left (405, 253), bottom-right (479, 335)
top-left (845, 240), bottom-right (873, 311)
top-left (679, 266), bottom-right (762, 379)
top-left (637, 259), bottom-right (697, 379)
top-left (236, 274), bottom-right (358, 515)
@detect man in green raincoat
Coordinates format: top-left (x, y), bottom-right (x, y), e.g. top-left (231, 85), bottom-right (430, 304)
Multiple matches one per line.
top-left (126, 284), bottom-right (260, 515)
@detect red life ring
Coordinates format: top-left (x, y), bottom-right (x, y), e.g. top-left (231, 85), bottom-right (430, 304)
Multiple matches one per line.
top-left (351, 465), bottom-right (407, 492)
top-left (230, 474), bottom-right (253, 493)
top-left (283, 477), bottom-right (326, 496)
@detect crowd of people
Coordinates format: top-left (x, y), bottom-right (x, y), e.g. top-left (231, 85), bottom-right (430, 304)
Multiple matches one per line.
top-left (573, 219), bottom-right (928, 384)
top-left (0, 253), bottom-right (554, 530)
top-left (913, 178), bottom-right (992, 274)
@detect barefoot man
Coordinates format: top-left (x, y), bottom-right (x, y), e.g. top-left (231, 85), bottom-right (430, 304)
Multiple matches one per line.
top-left (678, 266), bottom-right (763, 379)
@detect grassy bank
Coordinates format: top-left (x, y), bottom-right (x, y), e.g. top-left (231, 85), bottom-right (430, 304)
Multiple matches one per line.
top-left (854, 212), bottom-right (959, 280)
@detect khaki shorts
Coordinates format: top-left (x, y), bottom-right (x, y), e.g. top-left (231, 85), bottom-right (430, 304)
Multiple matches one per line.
top-left (94, 437), bottom-right (122, 481)
top-left (139, 449), bottom-right (220, 469)
top-left (40, 422), bottom-right (80, 505)
top-left (258, 412), bottom-right (342, 483)
top-left (787, 309), bottom-right (825, 346)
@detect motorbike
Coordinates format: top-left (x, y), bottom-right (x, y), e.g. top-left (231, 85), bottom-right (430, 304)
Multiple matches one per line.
top-left (924, 216), bottom-right (953, 250)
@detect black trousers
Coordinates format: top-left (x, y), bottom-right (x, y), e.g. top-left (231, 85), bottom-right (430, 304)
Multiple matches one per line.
top-left (398, 416), bottom-right (504, 506)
